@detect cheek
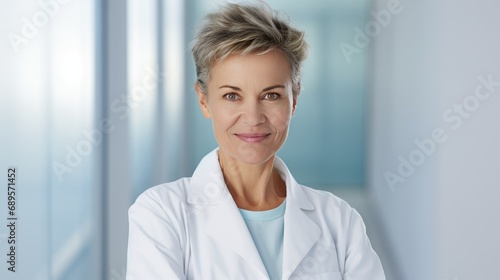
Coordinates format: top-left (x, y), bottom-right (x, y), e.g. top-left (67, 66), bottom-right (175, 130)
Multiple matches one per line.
top-left (210, 104), bottom-right (238, 130)
top-left (267, 105), bottom-right (292, 131)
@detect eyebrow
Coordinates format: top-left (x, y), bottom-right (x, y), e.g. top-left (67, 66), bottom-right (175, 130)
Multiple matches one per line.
top-left (218, 84), bottom-right (286, 92)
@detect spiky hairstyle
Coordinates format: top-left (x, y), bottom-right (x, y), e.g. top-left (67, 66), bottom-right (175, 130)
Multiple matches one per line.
top-left (191, 1), bottom-right (309, 96)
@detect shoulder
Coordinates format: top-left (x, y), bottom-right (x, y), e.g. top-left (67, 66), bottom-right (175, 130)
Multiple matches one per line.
top-left (298, 184), bottom-right (354, 214)
top-left (296, 187), bottom-right (384, 278)
top-left (129, 178), bottom-right (191, 220)
top-left (296, 185), bottom-right (364, 235)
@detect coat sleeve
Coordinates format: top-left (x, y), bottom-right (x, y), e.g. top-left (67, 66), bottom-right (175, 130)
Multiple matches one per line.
top-left (126, 189), bottom-right (187, 280)
top-left (343, 208), bottom-right (386, 280)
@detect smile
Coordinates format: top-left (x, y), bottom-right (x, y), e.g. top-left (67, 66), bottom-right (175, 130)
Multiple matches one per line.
top-left (235, 133), bottom-right (271, 143)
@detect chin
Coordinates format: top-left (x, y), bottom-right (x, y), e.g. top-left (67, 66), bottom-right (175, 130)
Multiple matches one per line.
top-left (224, 145), bottom-right (278, 166)
top-left (239, 153), bottom-right (275, 166)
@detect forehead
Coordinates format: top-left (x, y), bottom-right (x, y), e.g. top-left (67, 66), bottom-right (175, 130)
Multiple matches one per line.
top-left (209, 50), bottom-right (292, 87)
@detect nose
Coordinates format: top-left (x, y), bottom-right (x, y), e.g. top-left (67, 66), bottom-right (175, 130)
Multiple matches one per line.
top-left (242, 100), bottom-right (265, 126)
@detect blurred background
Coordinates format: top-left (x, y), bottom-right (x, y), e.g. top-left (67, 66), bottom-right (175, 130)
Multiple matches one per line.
top-left (1, 0), bottom-right (499, 279)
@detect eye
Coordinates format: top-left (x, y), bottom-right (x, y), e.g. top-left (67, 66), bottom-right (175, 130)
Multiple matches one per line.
top-left (223, 92), bottom-right (240, 101)
top-left (263, 92), bottom-right (280, 101)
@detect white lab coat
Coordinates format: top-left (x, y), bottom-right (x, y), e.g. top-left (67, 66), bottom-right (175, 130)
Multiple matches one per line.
top-left (126, 149), bottom-right (385, 280)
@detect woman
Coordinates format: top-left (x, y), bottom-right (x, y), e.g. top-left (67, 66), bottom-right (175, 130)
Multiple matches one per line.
top-left (127, 2), bottom-right (385, 279)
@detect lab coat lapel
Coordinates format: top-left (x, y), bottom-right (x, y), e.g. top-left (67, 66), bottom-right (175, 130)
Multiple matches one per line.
top-left (275, 158), bottom-right (321, 280)
top-left (187, 149), bottom-right (269, 279)
top-left (204, 192), bottom-right (269, 278)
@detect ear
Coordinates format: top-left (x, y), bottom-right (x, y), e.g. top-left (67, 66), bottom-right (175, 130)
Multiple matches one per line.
top-left (195, 83), bottom-right (212, 119)
top-left (292, 82), bottom-right (300, 115)
top-left (292, 95), bottom-right (298, 115)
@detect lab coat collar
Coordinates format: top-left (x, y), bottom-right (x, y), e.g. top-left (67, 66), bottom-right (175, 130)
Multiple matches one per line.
top-left (187, 148), bottom-right (315, 211)
top-left (187, 148), bottom-right (321, 279)
top-left (186, 148), bottom-right (228, 206)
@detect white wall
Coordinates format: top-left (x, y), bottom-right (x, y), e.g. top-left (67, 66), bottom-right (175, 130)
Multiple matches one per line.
top-left (368, 0), bottom-right (500, 279)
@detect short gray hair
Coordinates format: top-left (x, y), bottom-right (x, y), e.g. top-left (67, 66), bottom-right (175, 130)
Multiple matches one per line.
top-left (191, 1), bottom-right (309, 96)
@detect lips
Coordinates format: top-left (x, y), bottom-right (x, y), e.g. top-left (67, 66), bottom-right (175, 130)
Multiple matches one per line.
top-left (235, 133), bottom-right (271, 143)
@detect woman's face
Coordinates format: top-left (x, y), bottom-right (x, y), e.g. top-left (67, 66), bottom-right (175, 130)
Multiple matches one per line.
top-left (196, 50), bottom-right (297, 165)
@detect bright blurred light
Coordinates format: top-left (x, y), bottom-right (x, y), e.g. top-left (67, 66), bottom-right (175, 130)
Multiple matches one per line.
top-left (60, 49), bottom-right (83, 88)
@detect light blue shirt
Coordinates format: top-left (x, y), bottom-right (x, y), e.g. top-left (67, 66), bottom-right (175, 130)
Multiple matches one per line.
top-left (239, 199), bottom-right (286, 280)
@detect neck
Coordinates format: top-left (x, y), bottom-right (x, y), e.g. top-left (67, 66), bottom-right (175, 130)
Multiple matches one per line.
top-left (218, 149), bottom-right (286, 211)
